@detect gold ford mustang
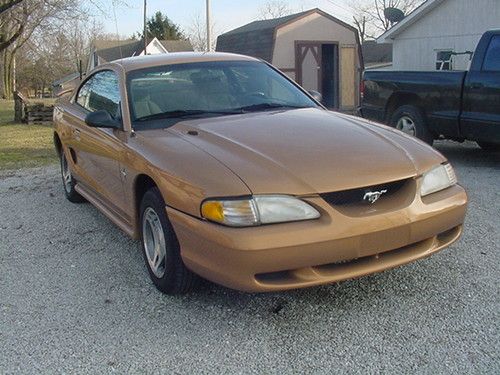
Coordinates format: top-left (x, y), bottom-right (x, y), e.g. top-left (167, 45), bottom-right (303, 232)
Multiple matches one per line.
top-left (53, 53), bottom-right (467, 294)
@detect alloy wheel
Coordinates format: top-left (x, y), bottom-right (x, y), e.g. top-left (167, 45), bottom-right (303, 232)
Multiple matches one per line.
top-left (396, 115), bottom-right (417, 136)
top-left (142, 207), bottom-right (167, 278)
top-left (61, 153), bottom-right (72, 193)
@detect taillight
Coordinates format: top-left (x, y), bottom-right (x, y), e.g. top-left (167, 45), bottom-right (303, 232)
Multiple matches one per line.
top-left (360, 80), bottom-right (365, 100)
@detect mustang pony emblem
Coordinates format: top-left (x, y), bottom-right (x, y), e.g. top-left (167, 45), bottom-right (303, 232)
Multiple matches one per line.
top-left (363, 189), bottom-right (388, 204)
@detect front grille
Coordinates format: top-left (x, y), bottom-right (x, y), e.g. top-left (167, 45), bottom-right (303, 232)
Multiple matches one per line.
top-left (320, 179), bottom-right (409, 206)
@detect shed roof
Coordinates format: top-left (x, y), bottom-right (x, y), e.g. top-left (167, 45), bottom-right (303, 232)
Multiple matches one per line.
top-left (216, 8), bottom-right (358, 62)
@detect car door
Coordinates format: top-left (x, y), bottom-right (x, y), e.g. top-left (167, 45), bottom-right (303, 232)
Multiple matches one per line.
top-left (71, 69), bottom-right (130, 222)
top-left (461, 35), bottom-right (500, 143)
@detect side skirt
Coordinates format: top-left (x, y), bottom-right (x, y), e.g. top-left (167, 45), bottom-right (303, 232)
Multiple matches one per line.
top-left (75, 183), bottom-right (136, 239)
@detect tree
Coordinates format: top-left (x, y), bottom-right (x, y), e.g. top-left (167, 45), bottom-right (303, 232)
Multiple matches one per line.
top-left (258, 0), bottom-right (292, 20)
top-left (185, 13), bottom-right (217, 52)
top-left (350, 0), bottom-right (425, 41)
top-left (141, 11), bottom-right (184, 40)
top-left (0, 0), bottom-right (94, 98)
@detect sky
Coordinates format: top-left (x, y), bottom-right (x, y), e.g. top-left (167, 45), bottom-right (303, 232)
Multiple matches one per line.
top-left (97, 0), bottom-right (355, 38)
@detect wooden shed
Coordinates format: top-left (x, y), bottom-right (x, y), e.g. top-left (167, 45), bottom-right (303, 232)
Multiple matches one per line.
top-left (216, 8), bottom-right (363, 111)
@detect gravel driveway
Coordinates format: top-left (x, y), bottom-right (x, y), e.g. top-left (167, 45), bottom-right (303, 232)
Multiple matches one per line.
top-left (1, 141), bottom-right (499, 374)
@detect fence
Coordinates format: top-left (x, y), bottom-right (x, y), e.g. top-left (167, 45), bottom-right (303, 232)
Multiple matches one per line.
top-left (14, 91), bottom-right (54, 125)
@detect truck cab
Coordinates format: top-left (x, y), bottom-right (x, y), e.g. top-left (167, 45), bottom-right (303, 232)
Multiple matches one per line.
top-left (360, 30), bottom-right (500, 150)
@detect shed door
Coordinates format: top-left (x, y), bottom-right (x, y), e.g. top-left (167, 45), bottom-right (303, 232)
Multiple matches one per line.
top-left (296, 43), bottom-right (321, 93)
top-left (340, 46), bottom-right (356, 109)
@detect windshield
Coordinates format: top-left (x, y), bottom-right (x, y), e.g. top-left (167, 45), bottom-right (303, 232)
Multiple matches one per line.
top-left (126, 61), bottom-right (318, 128)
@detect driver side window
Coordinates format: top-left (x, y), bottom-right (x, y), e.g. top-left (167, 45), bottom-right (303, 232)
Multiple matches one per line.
top-left (76, 70), bottom-right (121, 118)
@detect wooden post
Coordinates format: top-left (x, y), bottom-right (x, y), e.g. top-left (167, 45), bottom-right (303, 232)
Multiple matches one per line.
top-left (14, 91), bottom-right (23, 122)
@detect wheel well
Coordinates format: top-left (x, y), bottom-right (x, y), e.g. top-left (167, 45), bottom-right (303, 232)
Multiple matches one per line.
top-left (384, 92), bottom-right (422, 123)
top-left (54, 132), bottom-right (62, 157)
top-left (135, 174), bottom-right (158, 221)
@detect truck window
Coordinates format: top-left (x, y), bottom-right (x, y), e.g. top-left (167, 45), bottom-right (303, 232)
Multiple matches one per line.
top-left (483, 36), bottom-right (500, 72)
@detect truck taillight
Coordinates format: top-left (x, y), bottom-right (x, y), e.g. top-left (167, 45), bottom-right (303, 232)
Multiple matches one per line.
top-left (360, 80), bottom-right (365, 100)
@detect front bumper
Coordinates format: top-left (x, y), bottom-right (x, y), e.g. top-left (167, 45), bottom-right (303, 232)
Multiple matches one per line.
top-left (168, 184), bottom-right (467, 292)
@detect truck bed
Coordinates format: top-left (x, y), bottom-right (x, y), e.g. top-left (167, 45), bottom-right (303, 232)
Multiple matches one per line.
top-left (362, 70), bottom-right (467, 137)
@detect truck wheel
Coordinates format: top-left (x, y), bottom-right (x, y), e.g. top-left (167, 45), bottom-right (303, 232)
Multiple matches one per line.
top-left (60, 151), bottom-right (85, 203)
top-left (477, 142), bottom-right (500, 152)
top-left (139, 187), bottom-right (199, 294)
top-left (390, 105), bottom-right (434, 145)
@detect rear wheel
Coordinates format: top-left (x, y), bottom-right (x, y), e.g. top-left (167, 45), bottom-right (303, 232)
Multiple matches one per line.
top-left (477, 142), bottom-right (500, 151)
top-left (140, 187), bottom-right (199, 294)
top-left (390, 105), bottom-right (434, 145)
top-left (60, 151), bottom-right (85, 203)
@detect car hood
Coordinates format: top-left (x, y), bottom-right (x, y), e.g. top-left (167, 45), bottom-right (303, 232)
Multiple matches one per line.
top-left (167, 108), bottom-right (446, 195)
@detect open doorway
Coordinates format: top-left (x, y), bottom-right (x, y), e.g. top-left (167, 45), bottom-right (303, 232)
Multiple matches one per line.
top-left (296, 42), bottom-right (339, 109)
top-left (321, 44), bottom-right (339, 109)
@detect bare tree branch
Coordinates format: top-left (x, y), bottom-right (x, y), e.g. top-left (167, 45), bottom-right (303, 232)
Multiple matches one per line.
top-left (350, 0), bottom-right (425, 40)
top-left (258, 0), bottom-right (292, 20)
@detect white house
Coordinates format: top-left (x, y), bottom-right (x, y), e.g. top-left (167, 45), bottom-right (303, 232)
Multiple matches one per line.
top-left (377, 0), bottom-right (500, 71)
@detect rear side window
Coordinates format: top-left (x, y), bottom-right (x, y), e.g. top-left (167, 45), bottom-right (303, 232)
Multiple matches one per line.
top-left (483, 36), bottom-right (500, 71)
top-left (76, 70), bottom-right (121, 117)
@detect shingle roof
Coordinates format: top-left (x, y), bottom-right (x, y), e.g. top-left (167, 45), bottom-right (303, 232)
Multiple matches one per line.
top-left (159, 39), bottom-right (193, 52)
top-left (361, 41), bottom-right (393, 64)
top-left (94, 40), bottom-right (143, 62)
top-left (93, 39), bottom-right (194, 63)
top-left (216, 9), bottom-right (313, 62)
top-left (216, 8), bottom-right (359, 63)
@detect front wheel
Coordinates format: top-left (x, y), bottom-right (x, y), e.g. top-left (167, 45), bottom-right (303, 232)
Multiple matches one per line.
top-left (390, 105), bottom-right (434, 145)
top-left (140, 187), bottom-right (199, 294)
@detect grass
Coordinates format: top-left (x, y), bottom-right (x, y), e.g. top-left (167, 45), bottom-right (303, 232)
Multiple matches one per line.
top-left (0, 100), bottom-right (57, 171)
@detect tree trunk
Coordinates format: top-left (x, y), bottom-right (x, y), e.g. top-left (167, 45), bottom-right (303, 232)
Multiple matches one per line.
top-left (2, 50), bottom-right (13, 99)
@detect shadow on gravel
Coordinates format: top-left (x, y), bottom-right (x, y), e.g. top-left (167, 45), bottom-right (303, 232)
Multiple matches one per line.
top-left (434, 141), bottom-right (500, 168)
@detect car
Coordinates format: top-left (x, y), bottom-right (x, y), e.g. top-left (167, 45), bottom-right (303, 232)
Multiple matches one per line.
top-left (53, 52), bottom-right (468, 294)
top-left (360, 30), bottom-right (500, 150)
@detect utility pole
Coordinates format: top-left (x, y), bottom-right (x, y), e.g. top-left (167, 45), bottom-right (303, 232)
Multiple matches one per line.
top-left (143, 0), bottom-right (148, 55)
top-left (206, 0), bottom-right (211, 52)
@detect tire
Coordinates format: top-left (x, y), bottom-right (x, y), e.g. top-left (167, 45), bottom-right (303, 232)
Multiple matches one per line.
top-left (389, 105), bottom-right (434, 145)
top-left (477, 142), bottom-right (500, 152)
top-left (60, 150), bottom-right (85, 203)
top-left (139, 187), bottom-right (199, 294)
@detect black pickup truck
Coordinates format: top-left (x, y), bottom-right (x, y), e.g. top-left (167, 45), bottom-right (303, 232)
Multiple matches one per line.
top-left (360, 30), bottom-right (500, 150)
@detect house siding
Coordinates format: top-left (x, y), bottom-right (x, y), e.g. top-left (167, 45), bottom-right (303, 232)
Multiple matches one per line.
top-left (391, 0), bottom-right (500, 71)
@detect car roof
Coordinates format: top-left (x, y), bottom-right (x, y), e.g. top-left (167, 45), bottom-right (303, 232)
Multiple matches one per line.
top-left (110, 52), bottom-right (260, 72)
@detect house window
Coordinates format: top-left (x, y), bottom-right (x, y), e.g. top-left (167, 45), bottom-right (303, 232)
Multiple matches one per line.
top-left (436, 50), bottom-right (453, 70)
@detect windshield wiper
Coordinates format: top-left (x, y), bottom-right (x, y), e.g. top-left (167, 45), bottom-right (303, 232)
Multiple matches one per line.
top-left (136, 109), bottom-right (240, 122)
top-left (235, 103), bottom-right (310, 113)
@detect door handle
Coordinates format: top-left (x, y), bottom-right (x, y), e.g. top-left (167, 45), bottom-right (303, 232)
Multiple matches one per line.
top-left (470, 83), bottom-right (484, 89)
top-left (73, 129), bottom-right (81, 140)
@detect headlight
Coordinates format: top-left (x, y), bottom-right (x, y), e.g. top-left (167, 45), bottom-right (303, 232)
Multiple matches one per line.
top-left (201, 195), bottom-right (320, 227)
top-left (420, 163), bottom-right (457, 196)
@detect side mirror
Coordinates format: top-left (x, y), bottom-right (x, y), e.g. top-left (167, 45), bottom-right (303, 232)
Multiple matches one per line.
top-left (308, 90), bottom-right (323, 103)
top-left (85, 110), bottom-right (121, 129)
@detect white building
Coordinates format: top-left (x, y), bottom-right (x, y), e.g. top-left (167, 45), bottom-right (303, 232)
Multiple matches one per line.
top-left (377, 0), bottom-right (500, 71)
